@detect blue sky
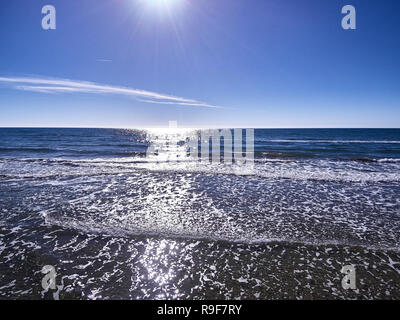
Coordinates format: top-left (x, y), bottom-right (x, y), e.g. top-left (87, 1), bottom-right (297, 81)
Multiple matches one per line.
top-left (0, 0), bottom-right (399, 128)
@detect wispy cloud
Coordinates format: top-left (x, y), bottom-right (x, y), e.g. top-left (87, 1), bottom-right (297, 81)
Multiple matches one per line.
top-left (0, 76), bottom-right (222, 109)
top-left (96, 59), bottom-right (112, 63)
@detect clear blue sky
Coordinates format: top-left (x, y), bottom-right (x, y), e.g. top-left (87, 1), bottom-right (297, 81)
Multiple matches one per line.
top-left (0, 0), bottom-right (399, 128)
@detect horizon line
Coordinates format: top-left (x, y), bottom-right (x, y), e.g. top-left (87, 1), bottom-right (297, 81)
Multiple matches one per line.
top-left (1, 126), bottom-right (399, 130)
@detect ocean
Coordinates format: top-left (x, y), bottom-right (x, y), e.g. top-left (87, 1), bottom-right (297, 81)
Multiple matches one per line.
top-left (0, 128), bottom-right (399, 299)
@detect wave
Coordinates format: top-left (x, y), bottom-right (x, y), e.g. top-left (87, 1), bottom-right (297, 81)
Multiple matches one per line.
top-left (333, 158), bottom-right (400, 164)
top-left (1, 157), bottom-right (400, 183)
top-left (259, 139), bottom-right (400, 144)
top-left (377, 158), bottom-right (400, 163)
top-left (43, 213), bottom-right (400, 253)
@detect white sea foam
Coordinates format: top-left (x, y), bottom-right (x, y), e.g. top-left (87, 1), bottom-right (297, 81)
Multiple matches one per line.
top-left (377, 158), bottom-right (400, 163)
top-left (1, 156), bottom-right (400, 183)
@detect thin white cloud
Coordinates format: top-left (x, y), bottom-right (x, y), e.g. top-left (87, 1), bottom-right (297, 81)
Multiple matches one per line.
top-left (15, 85), bottom-right (93, 94)
top-left (96, 59), bottom-right (112, 62)
top-left (0, 76), bottom-right (222, 109)
top-left (135, 98), bottom-right (223, 109)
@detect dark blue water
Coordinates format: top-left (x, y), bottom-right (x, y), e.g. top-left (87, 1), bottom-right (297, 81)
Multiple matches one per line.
top-left (1, 128), bottom-right (400, 299)
top-left (255, 128), bottom-right (400, 161)
top-left (0, 128), bottom-right (399, 161)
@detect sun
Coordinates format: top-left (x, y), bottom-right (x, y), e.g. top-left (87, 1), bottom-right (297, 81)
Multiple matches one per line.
top-left (135, 0), bottom-right (184, 15)
top-left (145, 0), bottom-right (181, 9)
